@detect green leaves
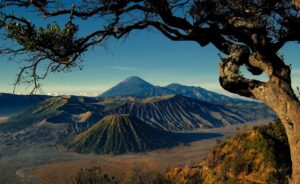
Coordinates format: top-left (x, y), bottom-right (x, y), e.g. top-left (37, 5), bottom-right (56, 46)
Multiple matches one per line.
top-left (5, 20), bottom-right (80, 64)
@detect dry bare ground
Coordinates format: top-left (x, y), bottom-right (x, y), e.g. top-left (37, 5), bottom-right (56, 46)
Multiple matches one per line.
top-left (0, 120), bottom-right (269, 184)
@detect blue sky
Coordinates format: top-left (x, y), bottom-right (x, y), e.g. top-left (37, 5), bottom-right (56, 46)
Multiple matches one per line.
top-left (0, 17), bottom-right (300, 97)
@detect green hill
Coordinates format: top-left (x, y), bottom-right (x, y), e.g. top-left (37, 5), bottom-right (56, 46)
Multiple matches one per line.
top-left (0, 96), bottom-right (104, 144)
top-left (66, 114), bottom-right (180, 154)
top-left (165, 121), bottom-right (291, 184)
top-left (0, 93), bottom-right (50, 116)
top-left (0, 96), bottom-right (103, 131)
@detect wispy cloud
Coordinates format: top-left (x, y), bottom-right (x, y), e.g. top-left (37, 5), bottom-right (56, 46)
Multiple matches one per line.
top-left (45, 92), bottom-right (100, 97)
top-left (110, 66), bottom-right (139, 71)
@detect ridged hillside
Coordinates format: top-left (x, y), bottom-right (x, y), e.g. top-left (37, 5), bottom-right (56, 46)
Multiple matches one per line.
top-left (0, 96), bottom-right (104, 144)
top-left (109, 95), bottom-right (275, 131)
top-left (165, 121), bottom-right (291, 184)
top-left (165, 83), bottom-right (241, 104)
top-left (67, 114), bottom-right (179, 154)
top-left (0, 93), bottom-right (50, 116)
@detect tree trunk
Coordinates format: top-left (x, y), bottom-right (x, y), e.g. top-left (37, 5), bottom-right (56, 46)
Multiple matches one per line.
top-left (217, 43), bottom-right (300, 184)
top-left (219, 53), bottom-right (300, 183)
top-left (252, 79), bottom-right (300, 184)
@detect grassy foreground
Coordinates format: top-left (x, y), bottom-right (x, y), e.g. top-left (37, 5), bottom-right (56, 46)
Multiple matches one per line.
top-left (74, 121), bottom-right (291, 184)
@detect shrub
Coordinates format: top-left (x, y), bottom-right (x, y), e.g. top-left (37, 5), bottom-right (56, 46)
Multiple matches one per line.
top-left (127, 167), bottom-right (166, 184)
top-left (73, 165), bottom-right (119, 184)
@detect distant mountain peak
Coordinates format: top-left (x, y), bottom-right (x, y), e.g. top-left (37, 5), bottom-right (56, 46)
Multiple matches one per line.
top-left (99, 76), bottom-right (245, 104)
top-left (124, 76), bottom-right (145, 81)
top-left (100, 76), bottom-right (172, 98)
top-left (121, 76), bottom-right (153, 87)
top-left (167, 83), bottom-right (183, 87)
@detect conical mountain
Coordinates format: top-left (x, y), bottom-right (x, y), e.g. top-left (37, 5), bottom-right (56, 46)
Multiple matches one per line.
top-left (67, 114), bottom-right (179, 154)
top-left (100, 76), bottom-right (174, 98)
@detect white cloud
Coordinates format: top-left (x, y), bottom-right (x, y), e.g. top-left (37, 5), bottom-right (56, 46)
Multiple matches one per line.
top-left (45, 92), bottom-right (65, 96)
top-left (78, 92), bottom-right (100, 97)
top-left (44, 91), bottom-right (100, 97)
top-left (110, 66), bottom-right (139, 71)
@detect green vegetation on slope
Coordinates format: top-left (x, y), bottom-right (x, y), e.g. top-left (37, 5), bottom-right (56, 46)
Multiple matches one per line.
top-left (0, 95), bottom-right (103, 141)
top-left (166, 121), bottom-right (291, 184)
top-left (0, 97), bottom-right (68, 132)
top-left (67, 114), bottom-right (180, 154)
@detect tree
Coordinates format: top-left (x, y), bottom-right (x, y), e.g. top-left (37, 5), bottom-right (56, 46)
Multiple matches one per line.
top-left (0, 0), bottom-right (300, 183)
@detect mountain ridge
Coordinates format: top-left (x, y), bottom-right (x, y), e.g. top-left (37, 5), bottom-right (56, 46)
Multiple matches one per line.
top-left (99, 76), bottom-right (248, 105)
top-left (0, 96), bottom-right (104, 144)
top-left (108, 94), bottom-right (275, 131)
top-left (165, 83), bottom-right (243, 104)
top-left (0, 93), bottom-right (50, 116)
